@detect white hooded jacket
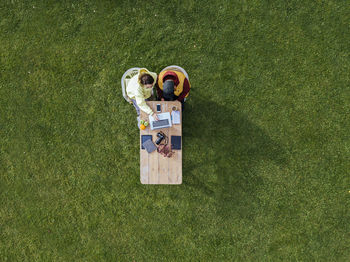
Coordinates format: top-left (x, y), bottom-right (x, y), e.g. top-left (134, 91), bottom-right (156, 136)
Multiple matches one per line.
top-left (126, 68), bottom-right (157, 115)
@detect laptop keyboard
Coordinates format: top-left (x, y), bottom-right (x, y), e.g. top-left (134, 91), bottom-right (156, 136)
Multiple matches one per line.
top-left (153, 119), bottom-right (169, 128)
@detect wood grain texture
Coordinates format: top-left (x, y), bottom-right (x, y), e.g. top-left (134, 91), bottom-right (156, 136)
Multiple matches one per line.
top-left (140, 123), bottom-right (150, 184)
top-left (140, 101), bottom-right (182, 185)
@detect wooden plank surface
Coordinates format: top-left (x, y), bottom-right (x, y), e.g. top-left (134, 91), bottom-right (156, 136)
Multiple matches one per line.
top-left (169, 103), bottom-right (182, 184)
top-left (158, 102), bottom-right (170, 184)
top-left (140, 121), bottom-right (150, 184)
top-left (140, 101), bottom-right (182, 185)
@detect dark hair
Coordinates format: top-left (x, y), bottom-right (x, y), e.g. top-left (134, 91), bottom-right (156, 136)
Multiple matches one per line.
top-left (140, 74), bottom-right (154, 85)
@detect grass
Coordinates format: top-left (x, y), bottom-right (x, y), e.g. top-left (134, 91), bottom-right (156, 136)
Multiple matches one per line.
top-left (1, 0), bottom-right (349, 261)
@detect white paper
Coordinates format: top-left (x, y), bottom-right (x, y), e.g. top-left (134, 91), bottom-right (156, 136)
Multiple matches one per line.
top-left (171, 110), bottom-right (180, 124)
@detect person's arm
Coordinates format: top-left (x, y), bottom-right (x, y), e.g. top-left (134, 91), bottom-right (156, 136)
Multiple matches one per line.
top-left (177, 78), bottom-right (190, 101)
top-left (135, 95), bottom-right (159, 120)
top-left (135, 95), bottom-right (153, 115)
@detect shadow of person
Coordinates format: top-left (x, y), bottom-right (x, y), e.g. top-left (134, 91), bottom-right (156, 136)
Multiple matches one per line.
top-left (182, 97), bottom-right (288, 220)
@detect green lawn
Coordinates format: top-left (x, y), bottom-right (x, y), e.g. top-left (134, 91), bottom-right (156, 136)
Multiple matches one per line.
top-left (1, 0), bottom-right (349, 261)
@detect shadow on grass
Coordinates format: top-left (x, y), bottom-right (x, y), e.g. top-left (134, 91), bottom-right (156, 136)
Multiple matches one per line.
top-left (183, 97), bottom-right (287, 220)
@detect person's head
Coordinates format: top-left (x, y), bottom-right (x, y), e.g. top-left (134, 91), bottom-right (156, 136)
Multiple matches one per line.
top-left (163, 80), bottom-right (176, 101)
top-left (140, 74), bottom-right (154, 88)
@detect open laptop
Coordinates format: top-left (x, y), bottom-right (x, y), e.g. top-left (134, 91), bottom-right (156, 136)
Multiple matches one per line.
top-left (149, 112), bottom-right (172, 130)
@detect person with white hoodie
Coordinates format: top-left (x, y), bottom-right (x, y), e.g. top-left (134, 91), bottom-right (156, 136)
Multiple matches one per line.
top-left (126, 68), bottom-right (159, 124)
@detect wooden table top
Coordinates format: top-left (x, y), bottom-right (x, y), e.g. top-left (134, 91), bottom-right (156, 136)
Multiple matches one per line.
top-left (140, 101), bottom-right (182, 184)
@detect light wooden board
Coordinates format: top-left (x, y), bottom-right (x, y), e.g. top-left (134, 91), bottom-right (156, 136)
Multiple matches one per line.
top-left (140, 101), bottom-right (182, 185)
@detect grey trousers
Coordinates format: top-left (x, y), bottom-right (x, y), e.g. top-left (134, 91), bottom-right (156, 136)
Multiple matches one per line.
top-left (131, 99), bottom-right (141, 116)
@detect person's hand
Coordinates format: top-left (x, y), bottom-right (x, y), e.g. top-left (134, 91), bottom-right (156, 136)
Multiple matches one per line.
top-left (161, 98), bottom-right (164, 101)
top-left (152, 113), bottom-right (159, 121)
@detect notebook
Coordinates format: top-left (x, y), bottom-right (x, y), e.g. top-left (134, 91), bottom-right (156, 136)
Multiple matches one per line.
top-left (141, 135), bottom-right (152, 149)
top-left (142, 139), bottom-right (157, 153)
top-left (171, 136), bottom-right (181, 150)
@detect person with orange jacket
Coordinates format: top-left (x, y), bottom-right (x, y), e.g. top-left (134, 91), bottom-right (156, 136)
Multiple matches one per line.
top-left (155, 69), bottom-right (191, 110)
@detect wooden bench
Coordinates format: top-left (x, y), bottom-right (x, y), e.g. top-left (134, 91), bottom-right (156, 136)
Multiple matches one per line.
top-left (140, 101), bottom-right (182, 184)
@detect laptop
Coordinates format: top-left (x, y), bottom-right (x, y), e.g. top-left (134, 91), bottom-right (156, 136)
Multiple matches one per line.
top-left (149, 112), bottom-right (172, 130)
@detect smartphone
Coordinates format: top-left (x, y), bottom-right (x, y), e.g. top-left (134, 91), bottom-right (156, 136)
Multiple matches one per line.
top-left (156, 104), bottom-right (161, 112)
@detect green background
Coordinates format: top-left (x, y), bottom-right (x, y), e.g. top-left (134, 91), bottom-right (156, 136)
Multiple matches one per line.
top-left (1, 0), bottom-right (349, 261)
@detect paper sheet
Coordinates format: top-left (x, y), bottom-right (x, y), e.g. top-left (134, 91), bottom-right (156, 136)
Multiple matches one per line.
top-left (171, 110), bottom-right (180, 124)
